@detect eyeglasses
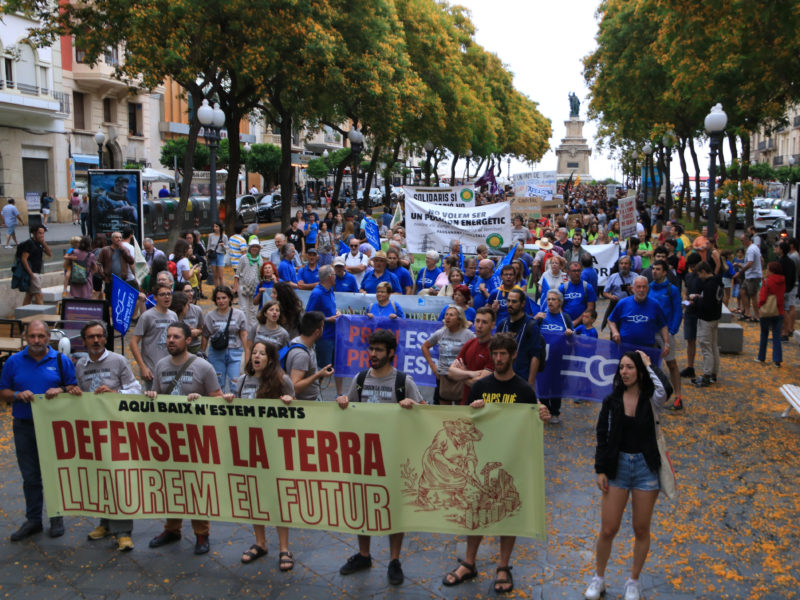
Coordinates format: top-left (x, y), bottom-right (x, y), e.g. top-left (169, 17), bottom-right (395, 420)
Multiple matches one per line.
top-left (157, 292), bottom-right (173, 297)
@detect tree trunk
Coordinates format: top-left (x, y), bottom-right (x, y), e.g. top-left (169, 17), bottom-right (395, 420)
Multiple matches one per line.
top-left (223, 109), bottom-right (243, 235)
top-left (450, 153), bottom-right (459, 185)
top-left (363, 144), bottom-right (382, 205)
top-left (474, 156), bottom-right (486, 176)
top-left (676, 136), bottom-right (690, 220)
top-left (278, 111), bottom-right (295, 232)
top-left (740, 133), bottom-right (751, 180)
top-left (728, 132), bottom-right (739, 181)
top-left (169, 87), bottom-right (203, 250)
top-left (688, 137), bottom-right (702, 228)
top-left (385, 139), bottom-right (401, 208)
top-left (432, 152), bottom-right (442, 186)
top-left (717, 142), bottom-right (727, 184)
top-left (332, 161), bottom-right (347, 207)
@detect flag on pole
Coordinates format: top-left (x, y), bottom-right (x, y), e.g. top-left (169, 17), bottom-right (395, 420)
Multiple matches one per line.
top-left (493, 241), bottom-right (519, 278)
top-left (338, 240), bottom-right (350, 256)
top-left (111, 275), bottom-right (138, 335)
top-left (390, 202), bottom-right (403, 228)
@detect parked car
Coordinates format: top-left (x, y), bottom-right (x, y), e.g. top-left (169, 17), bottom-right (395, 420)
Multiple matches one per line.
top-left (357, 188), bottom-right (384, 206)
top-left (235, 194), bottom-right (262, 225)
top-left (719, 197), bottom-right (792, 230)
top-left (257, 193), bottom-right (283, 222)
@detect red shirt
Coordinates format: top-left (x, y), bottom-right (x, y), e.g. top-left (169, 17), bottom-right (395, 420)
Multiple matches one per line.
top-left (456, 337), bottom-right (494, 405)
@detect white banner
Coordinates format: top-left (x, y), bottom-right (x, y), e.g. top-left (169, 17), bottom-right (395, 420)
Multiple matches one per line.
top-left (618, 196), bottom-right (637, 240)
top-left (512, 171), bottom-right (557, 201)
top-left (582, 243), bottom-right (620, 286)
top-left (405, 197), bottom-right (512, 253)
top-left (402, 185), bottom-right (476, 207)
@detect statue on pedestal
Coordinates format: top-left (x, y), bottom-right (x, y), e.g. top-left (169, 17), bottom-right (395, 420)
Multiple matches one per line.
top-left (568, 92), bottom-right (580, 118)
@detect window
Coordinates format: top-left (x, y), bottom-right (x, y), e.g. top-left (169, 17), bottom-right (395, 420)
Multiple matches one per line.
top-left (4, 58), bottom-right (13, 88)
top-left (104, 47), bottom-right (119, 67)
top-left (103, 98), bottom-right (114, 123)
top-left (73, 91), bottom-right (86, 130)
top-left (128, 101), bottom-right (143, 136)
top-left (39, 66), bottom-right (48, 94)
top-left (75, 45), bottom-right (86, 63)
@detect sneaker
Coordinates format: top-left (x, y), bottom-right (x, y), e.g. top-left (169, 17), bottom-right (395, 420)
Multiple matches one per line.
top-left (49, 517), bottom-right (65, 538)
top-left (709, 373), bottom-right (717, 382)
top-left (10, 520), bottom-right (42, 542)
top-left (679, 366), bottom-right (695, 378)
top-left (339, 552), bottom-right (372, 575)
top-left (692, 376), bottom-right (712, 388)
top-left (387, 558), bottom-right (404, 585)
top-left (3, 245), bottom-right (11, 249)
top-left (774, 362), bottom-right (782, 368)
top-left (549, 415), bottom-right (561, 424)
top-left (753, 358), bottom-right (765, 364)
top-left (584, 575), bottom-right (606, 600)
top-left (148, 530), bottom-right (181, 548)
top-left (623, 578), bottom-right (641, 600)
top-left (667, 396), bottom-right (683, 411)
top-left (194, 534), bottom-right (210, 555)
top-left (87, 524), bottom-right (109, 540)
top-left (117, 535), bottom-right (134, 552)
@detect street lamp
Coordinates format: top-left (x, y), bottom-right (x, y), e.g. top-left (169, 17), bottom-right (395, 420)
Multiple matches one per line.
top-left (465, 149), bottom-right (472, 181)
top-left (424, 139), bottom-right (434, 186)
top-left (348, 127), bottom-right (364, 208)
top-left (243, 142), bottom-right (251, 194)
top-left (94, 129), bottom-right (106, 168)
top-left (322, 149), bottom-right (329, 191)
top-left (662, 130), bottom-right (675, 217)
top-left (632, 150), bottom-right (638, 190)
top-left (704, 103), bottom-right (728, 239)
top-left (642, 142), bottom-right (653, 204)
top-left (197, 99), bottom-right (226, 223)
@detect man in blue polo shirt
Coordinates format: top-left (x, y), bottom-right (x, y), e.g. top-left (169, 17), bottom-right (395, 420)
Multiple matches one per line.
top-left (278, 243), bottom-right (299, 288)
top-left (0, 321), bottom-right (81, 541)
top-left (298, 247), bottom-right (321, 290)
top-left (305, 265), bottom-right (341, 392)
top-left (361, 251), bottom-right (401, 294)
top-left (471, 259), bottom-right (500, 310)
top-left (333, 257), bottom-right (359, 292)
top-left (608, 276), bottom-right (669, 352)
top-left (559, 261), bottom-right (597, 326)
top-left (386, 248), bottom-right (413, 294)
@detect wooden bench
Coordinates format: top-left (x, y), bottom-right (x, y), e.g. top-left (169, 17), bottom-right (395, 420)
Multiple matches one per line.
top-left (780, 384), bottom-right (800, 418)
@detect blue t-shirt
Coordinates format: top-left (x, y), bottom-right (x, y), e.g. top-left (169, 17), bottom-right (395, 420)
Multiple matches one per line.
top-left (305, 285), bottom-right (337, 339)
top-left (305, 222), bottom-right (318, 245)
top-left (537, 310), bottom-right (571, 335)
top-left (558, 280), bottom-right (597, 320)
top-left (253, 280), bottom-right (275, 310)
top-left (0, 348), bottom-right (77, 419)
top-left (368, 301), bottom-right (405, 318)
top-left (388, 265), bottom-right (414, 294)
top-left (581, 267), bottom-right (599, 297)
top-left (334, 272), bottom-right (359, 293)
top-left (298, 264), bottom-right (320, 286)
top-left (278, 259), bottom-right (297, 284)
top-left (648, 280), bottom-right (682, 335)
top-left (471, 275), bottom-right (499, 310)
top-left (575, 324), bottom-right (598, 338)
top-left (497, 316), bottom-right (543, 382)
top-left (415, 267), bottom-right (442, 291)
top-left (438, 305), bottom-right (476, 324)
top-left (361, 270), bottom-right (401, 294)
top-left (608, 296), bottom-right (667, 347)
top-left (488, 286), bottom-right (539, 324)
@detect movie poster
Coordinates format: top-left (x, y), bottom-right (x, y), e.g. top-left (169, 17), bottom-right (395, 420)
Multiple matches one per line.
top-left (88, 170), bottom-right (143, 243)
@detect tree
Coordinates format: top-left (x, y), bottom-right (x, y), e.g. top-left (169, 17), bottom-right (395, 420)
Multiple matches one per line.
top-left (243, 143), bottom-right (282, 190)
top-left (159, 138), bottom-right (210, 175)
top-left (305, 158), bottom-right (329, 203)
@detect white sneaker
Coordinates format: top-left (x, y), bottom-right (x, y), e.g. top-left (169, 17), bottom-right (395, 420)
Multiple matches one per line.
top-left (624, 578), bottom-right (641, 600)
top-left (584, 575), bottom-right (605, 599)
top-left (4, 245), bottom-right (11, 249)
top-left (549, 415), bottom-right (561, 424)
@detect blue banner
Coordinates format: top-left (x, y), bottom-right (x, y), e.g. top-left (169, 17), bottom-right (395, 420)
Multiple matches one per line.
top-left (338, 239), bottom-right (349, 256)
top-left (493, 241), bottom-right (519, 277)
top-left (334, 315), bottom-right (441, 387)
top-left (364, 220), bottom-right (381, 251)
top-left (535, 333), bottom-right (662, 402)
top-left (111, 274), bottom-right (138, 335)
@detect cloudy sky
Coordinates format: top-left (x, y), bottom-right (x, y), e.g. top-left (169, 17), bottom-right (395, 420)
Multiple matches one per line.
top-left (451, 0), bottom-right (618, 181)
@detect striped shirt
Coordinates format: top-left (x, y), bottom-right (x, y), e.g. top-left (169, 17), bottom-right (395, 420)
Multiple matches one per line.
top-left (228, 234), bottom-right (247, 268)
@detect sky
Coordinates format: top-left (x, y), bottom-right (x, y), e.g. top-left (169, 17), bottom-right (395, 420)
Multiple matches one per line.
top-left (445, 0), bottom-right (618, 182)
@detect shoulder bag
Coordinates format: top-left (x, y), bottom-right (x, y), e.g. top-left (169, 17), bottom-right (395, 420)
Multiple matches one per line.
top-left (760, 293), bottom-right (779, 318)
top-left (209, 309), bottom-right (233, 351)
top-left (651, 400), bottom-right (678, 500)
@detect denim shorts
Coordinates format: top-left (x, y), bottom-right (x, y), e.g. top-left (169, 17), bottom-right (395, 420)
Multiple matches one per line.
top-left (209, 252), bottom-right (226, 267)
top-left (608, 452), bottom-right (660, 492)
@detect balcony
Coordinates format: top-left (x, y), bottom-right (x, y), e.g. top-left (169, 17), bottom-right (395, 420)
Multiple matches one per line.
top-left (71, 61), bottom-right (128, 98)
top-left (757, 141), bottom-right (767, 151)
top-left (0, 79), bottom-right (67, 126)
top-left (773, 156), bottom-right (784, 166)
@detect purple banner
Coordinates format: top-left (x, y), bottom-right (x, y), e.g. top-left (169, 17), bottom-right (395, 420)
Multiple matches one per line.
top-left (334, 315), bottom-right (441, 387)
top-left (535, 334), bottom-right (662, 402)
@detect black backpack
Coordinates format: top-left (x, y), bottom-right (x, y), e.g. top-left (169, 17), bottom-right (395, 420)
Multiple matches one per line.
top-left (355, 369), bottom-right (407, 403)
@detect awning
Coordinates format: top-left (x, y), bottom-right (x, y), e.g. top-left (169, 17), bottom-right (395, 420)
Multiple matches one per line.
top-left (73, 153), bottom-right (100, 165)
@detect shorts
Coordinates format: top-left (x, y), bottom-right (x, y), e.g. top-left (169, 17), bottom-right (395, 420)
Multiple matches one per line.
top-left (608, 452), bottom-right (660, 492)
top-left (28, 272), bottom-right (42, 295)
top-left (41, 208), bottom-right (50, 215)
top-left (722, 277), bottom-right (732, 289)
top-left (209, 252), bottom-right (226, 267)
top-left (785, 292), bottom-right (797, 310)
top-left (6, 223), bottom-right (15, 236)
top-left (656, 332), bottom-right (677, 362)
top-left (743, 278), bottom-right (761, 297)
top-left (683, 313), bottom-right (697, 341)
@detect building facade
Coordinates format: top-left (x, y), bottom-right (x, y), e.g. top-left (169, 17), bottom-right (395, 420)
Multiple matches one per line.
top-left (749, 108), bottom-right (800, 169)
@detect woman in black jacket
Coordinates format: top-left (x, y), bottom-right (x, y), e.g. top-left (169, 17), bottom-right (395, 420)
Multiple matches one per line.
top-left (584, 350), bottom-right (666, 600)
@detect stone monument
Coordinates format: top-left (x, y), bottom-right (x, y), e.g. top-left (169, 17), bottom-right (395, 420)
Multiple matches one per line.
top-left (556, 93), bottom-right (592, 180)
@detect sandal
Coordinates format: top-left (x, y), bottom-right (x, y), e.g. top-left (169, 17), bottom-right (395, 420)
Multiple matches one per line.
top-left (494, 565), bottom-right (514, 594)
top-left (442, 558), bottom-right (477, 586)
top-left (279, 551), bottom-right (294, 571)
top-left (241, 544), bottom-right (267, 564)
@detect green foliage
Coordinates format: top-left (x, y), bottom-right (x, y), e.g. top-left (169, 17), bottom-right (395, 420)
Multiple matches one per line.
top-left (160, 138), bottom-right (209, 173)
top-left (749, 162), bottom-right (776, 181)
top-left (305, 158), bottom-right (329, 181)
top-left (243, 143), bottom-right (281, 184)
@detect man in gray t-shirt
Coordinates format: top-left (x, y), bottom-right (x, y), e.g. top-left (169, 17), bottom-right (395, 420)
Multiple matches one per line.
top-left (334, 328), bottom-right (424, 586)
top-left (145, 322), bottom-right (222, 556)
top-left (285, 312), bottom-right (334, 401)
top-left (130, 283), bottom-right (177, 388)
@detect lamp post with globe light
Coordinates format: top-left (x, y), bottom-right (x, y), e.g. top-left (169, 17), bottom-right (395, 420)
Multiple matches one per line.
top-left (662, 131), bottom-right (675, 218)
top-left (643, 142), bottom-right (653, 204)
top-left (465, 149), bottom-right (472, 181)
top-left (632, 150), bottom-right (638, 191)
top-left (348, 127), bottom-right (364, 208)
top-left (95, 129), bottom-right (105, 168)
top-left (704, 103), bottom-right (728, 239)
top-left (243, 142), bottom-right (251, 195)
top-left (322, 149), bottom-right (329, 192)
top-left (197, 99), bottom-right (226, 222)
top-left (424, 140), bottom-right (434, 186)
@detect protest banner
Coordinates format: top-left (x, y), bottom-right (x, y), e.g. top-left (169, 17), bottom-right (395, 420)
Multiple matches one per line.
top-left (32, 393), bottom-right (546, 539)
top-left (334, 315), bottom-right (440, 386)
top-left (111, 275), bottom-right (138, 335)
top-left (512, 171), bottom-right (557, 202)
top-left (401, 186), bottom-right (476, 207)
top-left (510, 196), bottom-right (565, 220)
top-left (618, 195), bottom-right (637, 240)
top-left (364, 220), bottom-right (381, 251)
top-left (296, 290), bottom-right (453, 321)
top-left (405, 197), bottom-right (511, 254)
top-left (582, 243), bottom-right (621, 286)
top-left (535, 334), bottom-right (661, 401)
